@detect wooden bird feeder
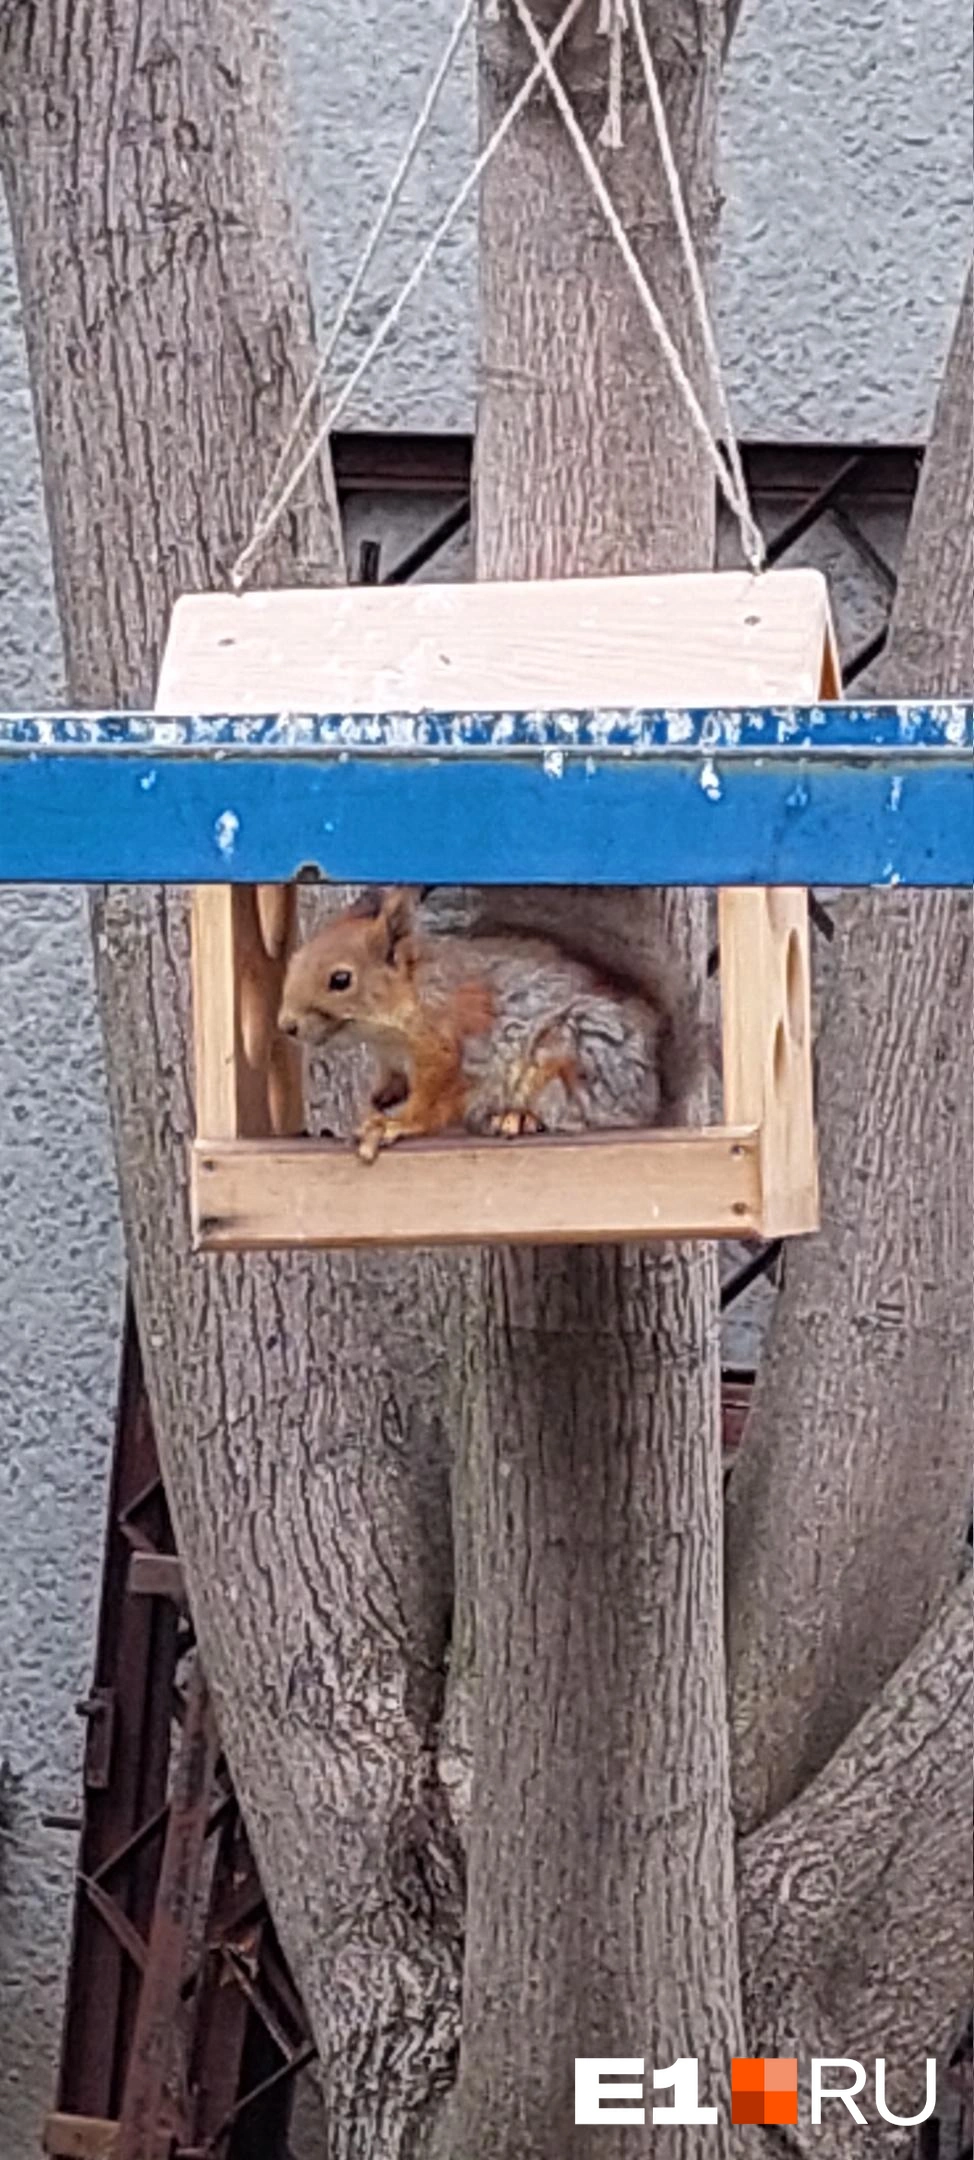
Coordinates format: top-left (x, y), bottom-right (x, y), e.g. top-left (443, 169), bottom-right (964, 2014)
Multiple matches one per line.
top-left (154, 568), bottom-right (842, 1251)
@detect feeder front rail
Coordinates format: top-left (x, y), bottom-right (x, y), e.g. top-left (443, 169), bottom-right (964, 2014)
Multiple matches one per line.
top-left (0, 701), bottom-right (970, 888)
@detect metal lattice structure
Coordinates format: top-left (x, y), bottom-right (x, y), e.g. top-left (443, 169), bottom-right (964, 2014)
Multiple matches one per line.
top-left (43, 1300), bottom-right (314, 2160)
top-left (46, 1299), bottom-right (315, 2160)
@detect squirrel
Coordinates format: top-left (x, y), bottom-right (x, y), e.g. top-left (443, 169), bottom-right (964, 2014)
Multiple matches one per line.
top-left (278, 887), bottom-right (701, 1162)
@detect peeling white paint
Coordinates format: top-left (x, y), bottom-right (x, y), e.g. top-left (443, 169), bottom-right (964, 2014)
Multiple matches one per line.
top-left (214, 809), bottom-right (240, 857)
top-left (542, 748), bottom-right (565, 779)
top-left (700, 758), bottom-right (722, 801)
top-left (1, 701), bottom-right (971, 758)
top-left (664, 710), bottom-right (695, 744)
top-left (888, 776), bottom-right (904, 809)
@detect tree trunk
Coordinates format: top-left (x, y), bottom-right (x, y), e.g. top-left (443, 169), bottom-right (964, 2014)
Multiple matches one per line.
top-left (727, 264), bottom-right (974, 2148)
top-left (726, 268), bottom-right (973, 1835)
top-left (0, 6), bottom-right (464, 2151)
top-left (435, 7), bottom-right (741, 2154)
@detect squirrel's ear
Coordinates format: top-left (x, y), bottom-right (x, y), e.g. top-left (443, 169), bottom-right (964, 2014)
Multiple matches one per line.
top-left (380, 886), bottom-right (418, 958)
top-left (345, 888), bottom-right (384, 921)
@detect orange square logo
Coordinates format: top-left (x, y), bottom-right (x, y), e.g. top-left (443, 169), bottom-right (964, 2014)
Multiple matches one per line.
top-left (731, 2059), bottom-right (798, 2127)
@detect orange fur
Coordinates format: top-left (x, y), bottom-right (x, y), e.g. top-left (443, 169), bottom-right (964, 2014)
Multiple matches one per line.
top-left (447, 977), bottom-right (496, 1041)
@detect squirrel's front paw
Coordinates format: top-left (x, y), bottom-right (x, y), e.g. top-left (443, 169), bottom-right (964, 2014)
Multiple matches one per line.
top-left (355, 1112), bottom-right (390, 1164)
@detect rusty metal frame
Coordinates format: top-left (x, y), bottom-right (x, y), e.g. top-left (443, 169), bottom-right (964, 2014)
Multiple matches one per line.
top-left (55, 1297), bottom-right (179, 2123)
top-left (48, 1300), bottom-right (315, 2160)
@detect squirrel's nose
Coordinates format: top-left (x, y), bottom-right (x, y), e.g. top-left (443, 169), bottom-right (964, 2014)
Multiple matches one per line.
top-left (279, 1016), bottom-right (299, 1037)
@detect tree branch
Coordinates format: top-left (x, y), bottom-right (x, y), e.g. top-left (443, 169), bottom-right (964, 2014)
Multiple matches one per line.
top-left (739, 1577), bottom-right (973, 2104)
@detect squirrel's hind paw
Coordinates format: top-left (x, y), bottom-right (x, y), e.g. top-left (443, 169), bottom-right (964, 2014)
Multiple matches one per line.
top-left (484, 1109), bottom-right (543, 1139)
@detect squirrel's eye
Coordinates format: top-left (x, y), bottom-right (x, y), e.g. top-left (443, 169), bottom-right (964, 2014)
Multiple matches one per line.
top-left (328, 968), bottom-right (353, 992)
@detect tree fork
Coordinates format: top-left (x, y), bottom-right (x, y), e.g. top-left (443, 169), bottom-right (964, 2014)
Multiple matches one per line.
top-left (741, 1579), bottom-right (973, 2097)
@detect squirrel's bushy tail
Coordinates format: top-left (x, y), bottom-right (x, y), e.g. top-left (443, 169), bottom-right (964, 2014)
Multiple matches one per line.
top-left (461, 888), bottom-right (705, 1122)
top-left (653, 970), bottom-right (706, 1120)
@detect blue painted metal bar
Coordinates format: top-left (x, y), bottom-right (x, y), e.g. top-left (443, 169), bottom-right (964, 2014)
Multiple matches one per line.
top-left (0, 702), bottom-right (970, 888)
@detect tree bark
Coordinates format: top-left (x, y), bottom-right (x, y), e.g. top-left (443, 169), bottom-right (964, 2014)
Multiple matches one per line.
top-left (435, 8), bottom-right (740, 2154)
top-left (726, 267), bottom-right (974, 1834)
top-left (0, 6), bottom-right (463, 2151)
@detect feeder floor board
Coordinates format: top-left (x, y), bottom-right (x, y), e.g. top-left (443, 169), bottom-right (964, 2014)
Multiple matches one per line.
top-left (192, 1128), bottom-right (766, 1251)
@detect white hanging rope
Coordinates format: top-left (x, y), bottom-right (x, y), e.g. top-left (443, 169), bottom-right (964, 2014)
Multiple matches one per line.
top-left (624, 0), bottom-right (762, 566)
top-left (598, 0), bottom-right (625, 150)
top-left (231, 0), bottom-right (764, 589)
top-left (250, 0), bottom-right (478, 553)
top-left (507, 0), bottom-right (765, 569)
top-left (230, 0), bottom-right (588, 590)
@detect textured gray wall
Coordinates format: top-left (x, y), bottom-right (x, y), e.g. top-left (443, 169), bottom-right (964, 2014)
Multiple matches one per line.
top-left (284, 0), bottom-right (972, 439)
top-left (0, 258), bottom-right (128, 2154)
top-left (0, 0), bottom-right (969, 2147)
top-left (718, 0), bottom-right (972, 442)
top-left (0, 894), bottom-right (125, 2155)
